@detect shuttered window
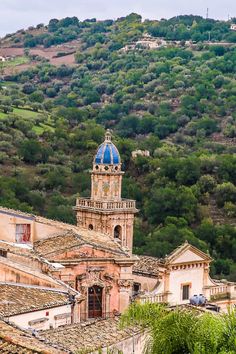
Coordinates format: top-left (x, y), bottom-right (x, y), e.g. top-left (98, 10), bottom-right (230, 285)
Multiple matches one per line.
top-left (182, 285), bottom-right (190, 300)
top-left (15, 224), bottom-right (31, 243)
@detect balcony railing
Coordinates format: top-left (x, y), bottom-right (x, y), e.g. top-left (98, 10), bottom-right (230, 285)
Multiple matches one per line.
top-left (210, 285), bottom-right (228, 296)
top-left (139, 293), bottom-right (165, 304)
top-left (209, 285), bottom-right (230, 301)
top-left (75, 198), bottom-right (137, 211)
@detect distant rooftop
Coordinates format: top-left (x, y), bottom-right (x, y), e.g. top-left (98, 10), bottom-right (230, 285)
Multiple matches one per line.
top-left (40, 317), bottom-right (141, 353)
top-left (0, 320), bottom-right (64, 353)
top-left (0, 205), bottom-right (130, 258)
top-left (34, 229), bottom-right (130, 260)
top-left (0, 283), bottom-right (71, 317)
top-left (133, 255), bottom-right (162, 277)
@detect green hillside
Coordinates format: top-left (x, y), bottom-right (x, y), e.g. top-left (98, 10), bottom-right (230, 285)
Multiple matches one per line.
top-left (1, 14), bottom-right (236, 280)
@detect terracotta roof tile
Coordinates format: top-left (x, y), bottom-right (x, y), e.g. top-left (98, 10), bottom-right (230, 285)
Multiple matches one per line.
top-left (133, 255), bottom-right (161, 277)
top-left (0, 206), bottom-right (129, 257)
top-left (39, 317), bottom-right (141, 353)
top-left (34, 230), bottom-right (129, 259)
top-left (0, 240), bottom-right (51, 266)
top-left (0, 256), bottom-right (65, 289)
top-left (0, 283), bottom-right (70, 317)
top-left (0, 320), bottom-right (65, 353)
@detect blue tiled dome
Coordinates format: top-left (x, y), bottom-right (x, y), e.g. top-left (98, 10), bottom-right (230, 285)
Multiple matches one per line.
top-left (94, 131), bottom-right (120, 165)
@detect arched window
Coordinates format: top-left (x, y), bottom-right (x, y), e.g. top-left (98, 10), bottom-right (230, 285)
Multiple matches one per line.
top-left (114, 225), bottom-right (122, 240)
top-left (88, 224), bottom-right (93, 230)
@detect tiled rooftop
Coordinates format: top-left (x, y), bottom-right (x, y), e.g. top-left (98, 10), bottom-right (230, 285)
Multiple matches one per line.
top-left (0, 240), bottom-right (52, 267)
top-left (0, 256), bottom-right (65, 289)
top-left (34, 230), bottom-right (129, 260)
top-left (133, 255), bottom-right (162, 277)
top-left (0, 206), bottom-right (129, 258)
top-left (40, 317), bottom-right (141, 353)
top-left (0, 283), bottom-right (70, 317)
top-left (0, 320), bottom-right (65, 353)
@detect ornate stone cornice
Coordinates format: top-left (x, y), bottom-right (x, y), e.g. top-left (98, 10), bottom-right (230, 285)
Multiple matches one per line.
top-left (117, 279), bottom-right (133, 291)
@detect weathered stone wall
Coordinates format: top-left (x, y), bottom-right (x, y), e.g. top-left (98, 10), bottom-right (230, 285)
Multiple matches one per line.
top-left (0, 260), bottom-right (61, 288)
top-left (132, 273), bottom-right (159, 293)
top-left (9, 304), bottom-right (72, 330)
top-left (0, 210), bottom-right (66, 243)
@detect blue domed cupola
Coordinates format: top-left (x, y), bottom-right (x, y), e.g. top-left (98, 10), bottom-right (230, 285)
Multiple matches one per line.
top-left (94, 130), bottom-right (121, 165)
top-left (91, 130), bottom-right (123, 200)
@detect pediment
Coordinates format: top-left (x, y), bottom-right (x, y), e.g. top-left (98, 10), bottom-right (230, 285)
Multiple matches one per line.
top-left (166, 242), bottom-right (212, 265)
top-left (171, 249), bottom-right (205, 264)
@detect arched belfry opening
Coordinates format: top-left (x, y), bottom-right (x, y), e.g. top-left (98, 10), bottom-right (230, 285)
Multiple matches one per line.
top-left (114, 225), bottom-right (122, 240)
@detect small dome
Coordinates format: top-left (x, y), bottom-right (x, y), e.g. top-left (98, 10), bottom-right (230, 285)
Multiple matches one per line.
top-left (94, 131), bottom-right (120, 165)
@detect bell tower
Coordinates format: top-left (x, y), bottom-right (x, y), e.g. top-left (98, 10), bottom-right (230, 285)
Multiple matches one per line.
top-left (74, 130), bottom-right (138, 253)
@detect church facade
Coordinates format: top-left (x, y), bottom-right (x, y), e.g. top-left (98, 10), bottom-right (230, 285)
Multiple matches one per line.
top-left (0, 130), bottom-right (236, 333)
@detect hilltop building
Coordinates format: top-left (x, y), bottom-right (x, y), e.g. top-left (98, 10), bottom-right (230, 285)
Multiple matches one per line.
top-left (131, 149), bottom-right (150, 159)
top-left (121, 33), bottom-right (167, 52)
top-left (0, 130), bottom-right (236, 352)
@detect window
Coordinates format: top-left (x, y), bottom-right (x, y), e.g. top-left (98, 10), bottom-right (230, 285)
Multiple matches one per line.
top-left (133, 282), bottom-right (141, 296)
top-left (0, 249), bottom-right (7, 258)
top-left (88, 285), bottom-right (103, 318)
top-left (16, 224), bottom-right (31, 243)
top-left (114, 225), bottom-right (122, 240)
top-left (182, 284), bottom-right (190, 300)
top-left (88, 224), bottom-right (93, 230)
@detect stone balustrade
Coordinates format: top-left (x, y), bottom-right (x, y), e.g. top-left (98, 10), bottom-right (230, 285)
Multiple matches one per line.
top-left (208, 283), bottom-right (236, 301)
top-left (210, 285), bottom-right (228, 296)
top-left (139, 293), bottom-right (165, 304)
top-left (75, 198), bottom-right (136, 211)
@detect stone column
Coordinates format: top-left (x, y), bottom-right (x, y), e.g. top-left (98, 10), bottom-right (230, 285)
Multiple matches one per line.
top-left (164, 269), bottom-right (171, 303)
top-left (72, 294), bottom-right (84, 323)
top-left (118, 279), bottom-right (133, 313)
top-left (203, 263), bottom-right (210, 287)
top-left (105, 286), bottom-right (112, 318)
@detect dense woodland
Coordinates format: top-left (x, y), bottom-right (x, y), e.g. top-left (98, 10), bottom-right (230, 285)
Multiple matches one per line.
top-left (1, 14), bottom-right (236, 280)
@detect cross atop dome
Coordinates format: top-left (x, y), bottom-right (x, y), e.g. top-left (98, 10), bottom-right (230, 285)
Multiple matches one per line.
top-left (104, 129), bottom-right (112, 142)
